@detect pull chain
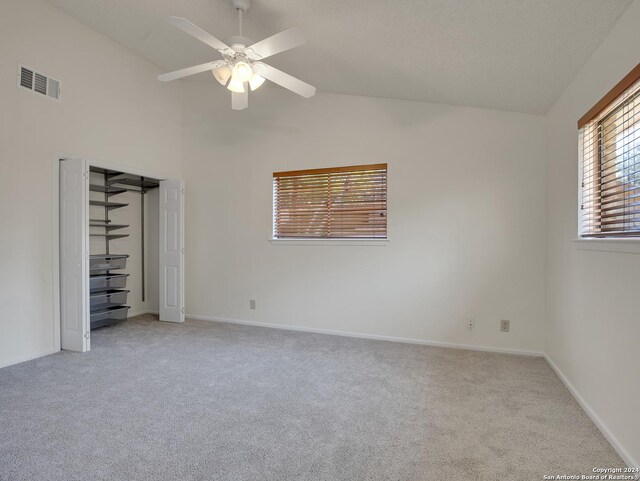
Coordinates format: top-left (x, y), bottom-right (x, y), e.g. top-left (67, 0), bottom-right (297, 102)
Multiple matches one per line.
top-left (238, 8), bottom-right (243, 36)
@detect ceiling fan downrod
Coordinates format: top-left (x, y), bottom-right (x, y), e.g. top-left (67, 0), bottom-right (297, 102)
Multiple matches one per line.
top-left (232, 0), bottom-right (252, 37)
top-left (226, 0), bottom-right (252, 52)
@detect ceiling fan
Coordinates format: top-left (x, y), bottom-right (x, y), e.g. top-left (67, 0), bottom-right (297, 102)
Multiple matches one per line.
top-left (158, 0), bottom-right (316, 110)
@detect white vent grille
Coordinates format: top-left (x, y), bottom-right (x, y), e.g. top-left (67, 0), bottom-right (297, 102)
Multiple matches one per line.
top-left (48, 78), bottom-right (60, 99)
top-left (20, 67), bottom-right (33, 89)
top-left (34, 73), bottom-right (47, 94)
top-left (17, 64), bottom-right (61, 100)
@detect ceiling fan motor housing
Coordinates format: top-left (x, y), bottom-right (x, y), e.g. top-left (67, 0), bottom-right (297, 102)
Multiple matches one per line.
top-left (224, 35), bottom-right (254, 52)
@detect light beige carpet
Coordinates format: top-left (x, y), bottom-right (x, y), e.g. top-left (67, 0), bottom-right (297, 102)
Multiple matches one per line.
top-left (0, 314), bottom-right (623, 480)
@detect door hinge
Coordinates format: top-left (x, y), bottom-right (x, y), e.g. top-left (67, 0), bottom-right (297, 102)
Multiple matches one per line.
top-left (181, 188), bottom-right (185, 195)
top-left (84, 332), bottom-right (90, 339)
top-left (181, 307), bottom-right (185, 314)
top-left (84, 172), bottom-right (89, 179)
top-left (181, 248), bottom-right (185, 254)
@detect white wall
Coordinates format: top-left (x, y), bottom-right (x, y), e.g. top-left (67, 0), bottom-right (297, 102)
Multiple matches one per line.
top-left (182, 86), bottom-right (547, 353)
top-left (0, 0), bottom-right (182, 368)
top-left (545, 0), bottom-right (640, 466)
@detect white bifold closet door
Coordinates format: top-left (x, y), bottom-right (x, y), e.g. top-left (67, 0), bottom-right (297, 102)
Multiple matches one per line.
top-left (59, 158), bottom-right (89, 352)
top-left (159, 180), bottom-right (185, 323)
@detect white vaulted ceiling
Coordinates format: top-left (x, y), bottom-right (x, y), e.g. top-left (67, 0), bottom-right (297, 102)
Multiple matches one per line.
top-left (44, 0), bottom-right (632, 114)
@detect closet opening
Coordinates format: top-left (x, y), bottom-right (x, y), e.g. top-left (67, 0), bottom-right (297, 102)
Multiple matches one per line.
top-left (88, 167), bottom-right (160, 329)
top-left (57, 158), bottom-right (184, 352)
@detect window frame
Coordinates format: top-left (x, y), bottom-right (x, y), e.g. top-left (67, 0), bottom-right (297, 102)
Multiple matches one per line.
top-left (578, 63), bottom-right (640, 240)
top-left (272, 163), bottom-right (388, 242)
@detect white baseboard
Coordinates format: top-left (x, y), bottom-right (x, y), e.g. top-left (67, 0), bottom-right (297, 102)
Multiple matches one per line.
top-left (544, 354), bottom-right (638, 469)
top-left (187, 313), bottom-right (544, 357)
top-left (0, 349), bottom-right (59, 370)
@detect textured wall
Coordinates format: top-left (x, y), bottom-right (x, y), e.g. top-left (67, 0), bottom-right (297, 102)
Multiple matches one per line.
top-left (181, 86), bottom-right (546, 353)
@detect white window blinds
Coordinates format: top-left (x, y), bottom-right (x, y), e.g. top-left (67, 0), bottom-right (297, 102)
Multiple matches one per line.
top-left (273, 164), bottom-right (387, 239)
top-left (579, 64), bottom-right (640, 238)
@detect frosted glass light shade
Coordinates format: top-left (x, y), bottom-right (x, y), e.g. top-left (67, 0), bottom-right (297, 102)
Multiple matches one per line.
top-left (232, 61), bottom-right (253, 83)
top-left (227, 77), bottom-right (246, 93)
top-left (249, 74), bottom-right (265, 91)
top-left (212, 65), bottom-right (232, 85)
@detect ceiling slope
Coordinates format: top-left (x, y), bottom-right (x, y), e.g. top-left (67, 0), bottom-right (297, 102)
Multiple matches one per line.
top-left (44, 0), bottom-right (633, 114)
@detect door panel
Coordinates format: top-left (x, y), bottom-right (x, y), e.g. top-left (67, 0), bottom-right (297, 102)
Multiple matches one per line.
top-left (159, 180), bottom-right (184, 322)
top-left (59, 159), bottom-right (89, 351)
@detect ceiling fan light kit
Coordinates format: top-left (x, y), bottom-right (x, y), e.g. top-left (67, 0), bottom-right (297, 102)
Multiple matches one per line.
top-left (158, 0), bottom-right (316, 110)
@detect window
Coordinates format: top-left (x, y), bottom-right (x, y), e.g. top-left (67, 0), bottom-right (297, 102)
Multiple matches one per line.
top-left (273, 164), bottom-right (387, 239)
top-left (579, 64), bottom-right (640, 238)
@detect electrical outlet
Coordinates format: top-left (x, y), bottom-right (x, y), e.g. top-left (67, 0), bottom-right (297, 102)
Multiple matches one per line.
top-left (249, 300), bottom-right (256, 310)
top-left (500, 319), bottom-right (510, 332)
top-left (467, 318), bottom-right (475, 330)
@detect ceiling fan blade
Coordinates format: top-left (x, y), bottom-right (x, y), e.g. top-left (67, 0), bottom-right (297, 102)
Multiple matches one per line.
top-left (246, 27), bottom-right (306, 60)
top-left (232, 90), bottom-right (248, 110)
top-left (158, 61), bottom-right (223, 82)
top-left (167, 16), bottom-right (231, 53)
top-left (255, 63), bottom-right (316, 98)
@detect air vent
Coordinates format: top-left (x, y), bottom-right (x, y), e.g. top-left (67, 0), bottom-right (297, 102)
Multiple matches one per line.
top-left (20, 67), bottom-right (33, 89)
top-left (34, 73), bottom-right (47, 95)
top-left (17, 64), bottom-right (61, 100)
